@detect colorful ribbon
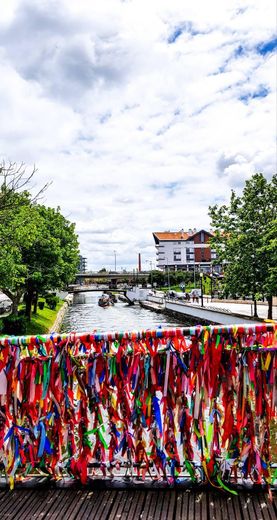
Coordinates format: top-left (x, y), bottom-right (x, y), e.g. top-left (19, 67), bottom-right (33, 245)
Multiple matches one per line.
top-left (0, 323), bottom-right (275, 490)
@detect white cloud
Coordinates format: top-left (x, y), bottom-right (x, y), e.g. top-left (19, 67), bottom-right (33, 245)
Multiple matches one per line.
top-left (0, 0), bottom-right (276, 270)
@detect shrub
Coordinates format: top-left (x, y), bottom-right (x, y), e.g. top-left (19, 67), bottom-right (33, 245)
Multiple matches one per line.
top-left (3, 314), bottom-right (28, 335)
top-left (45, 294), bottom-right (59, 310)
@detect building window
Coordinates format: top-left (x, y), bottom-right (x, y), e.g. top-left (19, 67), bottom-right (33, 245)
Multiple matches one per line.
top-left (200, 231), bottom-right (205, 243)
top-left (173, 250), bottom-right (181, 262)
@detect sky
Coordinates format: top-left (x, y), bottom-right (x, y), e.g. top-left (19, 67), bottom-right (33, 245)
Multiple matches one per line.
top-left (0, 0), bottom-right (276, 271)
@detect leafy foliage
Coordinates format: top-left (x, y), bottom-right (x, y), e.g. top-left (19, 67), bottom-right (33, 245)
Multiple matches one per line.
top-left (0, 162), bottom-right (79, 321)
top-left (209, 173), bottom-right (277, 317)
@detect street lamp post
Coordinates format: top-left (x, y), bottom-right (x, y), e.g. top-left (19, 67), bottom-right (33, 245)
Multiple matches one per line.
top-left (165, 257), bottom-right (170, 290)
top-left (200, 272), bottom-right (204, 307)
top-left (113, 250), bottom-right (117, 272)
top-left (146, 260), bottom-right (153, 287)
top-left (150, 261), bottom-right (153, 287)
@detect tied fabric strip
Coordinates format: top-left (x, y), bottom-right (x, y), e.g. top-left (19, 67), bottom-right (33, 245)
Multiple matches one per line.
top-left (0, 324), bottom-right (275, 491)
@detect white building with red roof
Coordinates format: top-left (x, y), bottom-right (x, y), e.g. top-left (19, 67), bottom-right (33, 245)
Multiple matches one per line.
top-left (153, 228), bottom-right (218, 272)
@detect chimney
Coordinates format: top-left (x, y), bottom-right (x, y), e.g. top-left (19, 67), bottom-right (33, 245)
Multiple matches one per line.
top-left (138, 253), bottom-right (141, 272)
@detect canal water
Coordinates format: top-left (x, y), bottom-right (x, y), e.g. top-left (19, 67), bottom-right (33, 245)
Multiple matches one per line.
top-left (62, 291), bottom-right (187, 333)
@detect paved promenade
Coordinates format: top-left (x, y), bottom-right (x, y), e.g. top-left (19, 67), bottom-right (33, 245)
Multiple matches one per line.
top-left (201, 298), bottom-right (277, 321)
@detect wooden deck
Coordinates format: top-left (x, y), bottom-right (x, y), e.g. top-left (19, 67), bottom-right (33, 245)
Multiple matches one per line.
top-left (0, 488), bottom-right (276, 519)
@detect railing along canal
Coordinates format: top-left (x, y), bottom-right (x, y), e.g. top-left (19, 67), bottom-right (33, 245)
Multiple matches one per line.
top-left (0, 323), bottom-right (276, 493)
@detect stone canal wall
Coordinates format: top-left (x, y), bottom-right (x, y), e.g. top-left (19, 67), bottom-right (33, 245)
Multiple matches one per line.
top-left (48, 294), bottom-right (73, 333)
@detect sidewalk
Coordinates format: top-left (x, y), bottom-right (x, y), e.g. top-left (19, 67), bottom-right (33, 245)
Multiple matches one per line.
top-left (202, 297), bottom-right (277, 321)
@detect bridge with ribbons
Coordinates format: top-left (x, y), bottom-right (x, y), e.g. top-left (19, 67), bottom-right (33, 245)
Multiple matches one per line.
top-left (0, 322), bottom-right (276, 518)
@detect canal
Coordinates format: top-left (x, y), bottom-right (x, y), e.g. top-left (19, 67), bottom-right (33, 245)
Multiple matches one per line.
top-left (62, 291), bottom-right (188, 332)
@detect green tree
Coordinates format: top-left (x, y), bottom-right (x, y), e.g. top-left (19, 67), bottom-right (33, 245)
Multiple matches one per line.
top-left (23, 205), bottom-right (80, 320)
top-left (0, 192), bottom-right (41, 315)
top-left (149, 270), bottom-right (165, 287)
top-left (209, 173), bottom-right (277, 319)
top-left (0, 163), bottom-right (79, 320)
top-left (0, 162), bottom-right (50, 315)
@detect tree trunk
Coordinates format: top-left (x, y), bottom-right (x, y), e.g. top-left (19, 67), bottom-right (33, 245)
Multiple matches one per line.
top-left (1, 288), bottom-right (22, 316)
top-left (33, 292), bottom-right (38, 314)
top-left (11, 297), bottom-right (20, 316)
top-left (25, 289), bottom-right (33, 321)
top-left (267, 295), bottom-right (273, 320)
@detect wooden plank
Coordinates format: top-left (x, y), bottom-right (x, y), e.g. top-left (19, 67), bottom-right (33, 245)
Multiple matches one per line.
top-left (48, 489), bottom-right (82, 520)
top-left (220, 494), bottom-right (230, 520)
top-left (120, 490), bottom-right (137, 520)
top-left (1, 489), bottom-right (37, 517)
top-left (195, 491), bottom-right (202, 520)
top-left (160, 490), bottom-right (170, 520)
top-left (248, 493), bottom-right (261, 520)
top-left (76, 490), bottom-right (102, 520)
top-left (167, 490), bottom-right (176, 520)
top-left (225, 494), bottom-right (236, 520)
top-left (74, 490), bottom-right (101, 519)
top-left (182, 491), bottom-right (190, 520)
top-left (257, 492), bottom-right (276, 520)
top-left (232, 493), bottom-right (243, 520)
top-left (148, 491), bottom-right (160, 520)
top-left (0, 490), bottom-right (10, 508)
top-left (200, 491), bottom-right (208, 520)
top-left (155, 491), bottom-right (165, 520)
top-left (209, 491), bottom-right (224, 520)
top-left (98, 490), bottom-right (118, 520)
top-left (106, 490), bottom-right (125, 520)
top-left (124, 490), bottom-right (145, 520)
top-left (13, 488), bottom-right (55, 520)
top-left (188, 490), bottom-right (195, 520)
top-left (239, 493), bottom-right (258, 520)
top-left (113, 490), bottom-right (132, 520)
top-left (175, 492), bottom-right (182, 520)
top-left (61, 490), bottom-right (91, 520)
top-left (140, 491), bottom-right (154, 520)
top-left (33, 489), bottom-right (63, 519)
top-left (89, 491), bottom-right (115, 520)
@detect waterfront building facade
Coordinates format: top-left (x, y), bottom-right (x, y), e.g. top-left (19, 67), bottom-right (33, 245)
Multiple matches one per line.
top-left (153, 228), bottom-right (219, 273)
top-left (78, 255), bottom-right (87, 273)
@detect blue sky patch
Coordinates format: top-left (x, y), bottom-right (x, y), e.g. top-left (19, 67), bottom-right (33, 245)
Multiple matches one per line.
top-left (234, 45), bottom-right (245, 57)
top-left (151, 181), bottom-right (182, 193)
top-left (167, 22), bottom-right (199, 44)
top-left (257, 38), bottom-right (277, 55)
top-left (240, 85), bottom-right (269, 103)
top-left (168, 27), bottom-right (183, 44)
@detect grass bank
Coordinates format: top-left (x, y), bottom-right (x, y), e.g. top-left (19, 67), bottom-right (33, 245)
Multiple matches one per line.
top-left (25, 299), bottom-right (64, 335)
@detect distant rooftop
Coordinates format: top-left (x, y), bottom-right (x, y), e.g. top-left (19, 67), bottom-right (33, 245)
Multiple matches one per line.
top-left (153, 228), bottom-right (213, 243)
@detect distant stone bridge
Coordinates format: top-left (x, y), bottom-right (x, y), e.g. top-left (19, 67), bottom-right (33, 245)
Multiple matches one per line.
top-left (75, 271), bottom-right (147, 288)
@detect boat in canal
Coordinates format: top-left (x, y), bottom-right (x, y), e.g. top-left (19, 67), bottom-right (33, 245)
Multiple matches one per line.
top-left (98, 293), bottom-right (114, 307)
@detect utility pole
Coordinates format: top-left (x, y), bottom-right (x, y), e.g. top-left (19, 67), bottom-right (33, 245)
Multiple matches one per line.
top-left (200, 272), bottom-right (204, 307)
